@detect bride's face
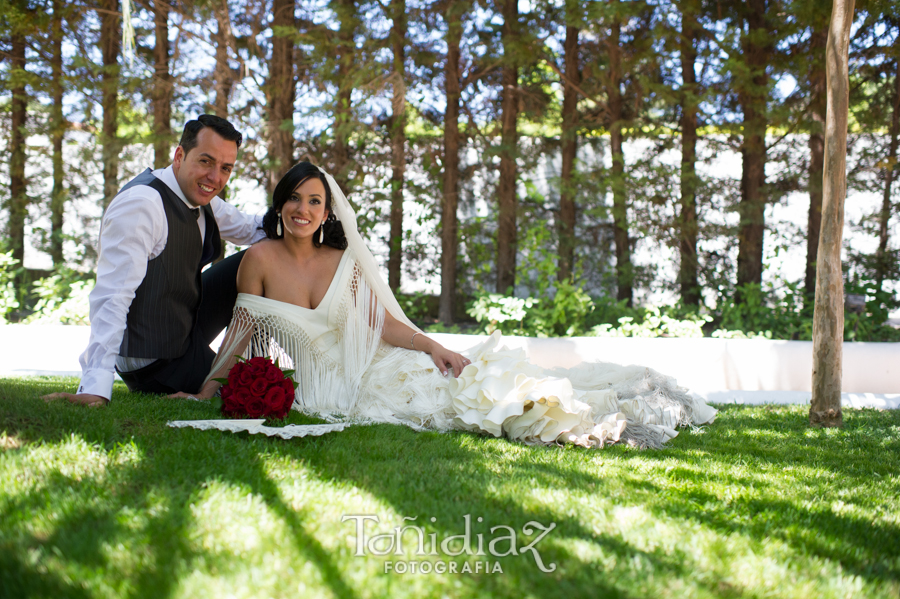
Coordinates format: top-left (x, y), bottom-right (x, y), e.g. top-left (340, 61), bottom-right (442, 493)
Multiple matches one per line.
top-left (281, 177), bottom-right (330, 240)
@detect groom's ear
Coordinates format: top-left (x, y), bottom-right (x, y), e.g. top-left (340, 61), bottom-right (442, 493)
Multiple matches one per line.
top-left (172, 146), bottom-right (185, 170)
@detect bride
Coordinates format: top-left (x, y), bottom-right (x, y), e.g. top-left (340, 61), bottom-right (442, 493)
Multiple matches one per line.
top-left (177, 162), bottom-right (717, 448)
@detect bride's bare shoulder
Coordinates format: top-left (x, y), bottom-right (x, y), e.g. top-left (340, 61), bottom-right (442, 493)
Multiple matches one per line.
top-left (243, 239), bottom-right (283, 262)
top-left (247, 238), bottom-right (280, 254)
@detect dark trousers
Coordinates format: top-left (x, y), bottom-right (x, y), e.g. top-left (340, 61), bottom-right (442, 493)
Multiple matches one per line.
top-left (117, 250), bottom-right (246, 395)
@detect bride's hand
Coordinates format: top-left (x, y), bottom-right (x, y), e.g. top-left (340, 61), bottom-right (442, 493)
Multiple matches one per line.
top-left (429, 345), bottom-right (471, 378)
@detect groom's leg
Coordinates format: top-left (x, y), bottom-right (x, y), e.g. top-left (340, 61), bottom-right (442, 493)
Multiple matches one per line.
top-left (117, 326), bottom-right (215, 395)
top-left (196, 249), bottom-right (247, 345)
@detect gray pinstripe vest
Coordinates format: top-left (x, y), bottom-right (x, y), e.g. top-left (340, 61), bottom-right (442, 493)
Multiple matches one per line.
top-left (118, 169), bottom-right (222, 359)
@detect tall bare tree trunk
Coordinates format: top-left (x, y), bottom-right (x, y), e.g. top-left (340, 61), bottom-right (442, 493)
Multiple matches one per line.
top-left (806, 23), bottom-right (828, 298)
top-left (100, 0), bottom-right (120, 209)
top-left (213, 0), bottom-right (235, 118)
top-left (678, 0), bottom-right (700, 306)
top-left (735, 0), bottom-right (769, 291)
top-left (51, 0), bottom-right (66, 268)
top-left (333, 0), bottom-right (357, 193)
top-left (496, 0), bottom-right (519, 294)
top-left (558, 7), bottom-right (580, 283)
top-left (387, 0), bottom-right (407, 292)
top-left (608, 9), bottom-right (632, 305)
top-left (8, 22), bottom-right (27, 295)
top-left (211, 0), bottom-right (236, 264)
top-left (152, 0), bottom-right (172, 169)
top-left (267, 0), bottom-right (296, 191)
top-left (875, 60), bottom-right (900, 291)
top-left (810, 0), bottom-right (854, 428)
top-left (439, 0), bottom-right (463, 324)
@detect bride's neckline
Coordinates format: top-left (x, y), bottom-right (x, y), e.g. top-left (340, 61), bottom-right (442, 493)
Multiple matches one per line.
top-left (239, 249), bottom-right (350, 312)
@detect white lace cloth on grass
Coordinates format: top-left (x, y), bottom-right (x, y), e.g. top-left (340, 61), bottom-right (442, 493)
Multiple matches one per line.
top-left (167, 419), bottom-right (349, 439)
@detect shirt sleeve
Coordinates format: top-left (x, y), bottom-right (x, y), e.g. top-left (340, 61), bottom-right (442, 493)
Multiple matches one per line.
top-left (77, 188), bottom-right (165, 400)
top-left (211, 197), bottom-right (267, 246)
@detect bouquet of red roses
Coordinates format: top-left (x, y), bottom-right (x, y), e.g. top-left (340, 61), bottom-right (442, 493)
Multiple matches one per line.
top-left (214, 356), bottom-right (298, 419)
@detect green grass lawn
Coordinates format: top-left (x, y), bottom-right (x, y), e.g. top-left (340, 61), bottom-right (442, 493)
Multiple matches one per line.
top-left (1, 377), bottom-right (899, 599)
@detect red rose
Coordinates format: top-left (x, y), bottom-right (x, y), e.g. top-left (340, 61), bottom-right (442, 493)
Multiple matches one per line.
top-left (250, 378), bottom-right (268, 397)
top-left (228, 363), bottom-right (245, 386)
top-left (222, 403), bottom-right (241, 417)
top-left (263, 385), bottom-right (286, 409)
top-left (220, 357), bottom-right (298, 419)
top-left (232, 388), bottom-right (252, 408)
top-left (246, 398), bottom-right (266, 418)
top-left (248, 357), bottom-right (268, 376)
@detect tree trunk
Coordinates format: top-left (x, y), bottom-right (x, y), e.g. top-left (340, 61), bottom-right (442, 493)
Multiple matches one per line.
top-left (8, 22), bottom-right (27, 293)
top-left (439, 0), bottom-right (463, 324)
top-left (333, 0), bottom-right (357, 193)
top-left (608, 10), bottom-right (632, 305)
top-left (805, 23), bottom-right (827, 298)
top-left (387, 0), bottom-right (407, 292)
top-left (557, 11), bottom-right (580, 283)
top-left (678, 0), bottom-right (700, 306)
top-left (810, 0), bottom-right (854, 428)
top-left (100, 0), bottom-right (120, 209)
top-left (213, 0), bottom-right (235, 118)
top-left (735, 0), bottom-right (768, 291)
top-left (875, 60), bottom-right (900, 291)
top-left (51, 0), bottom-right (66, 268)
top-left (152, 0), bottom-right (172, 169)
top-left (267, 0), bottom-right (296, 191)
top-left (211, 0), bottom-right (236, 264)
top-left (495, 0), bottom-right (519, 294)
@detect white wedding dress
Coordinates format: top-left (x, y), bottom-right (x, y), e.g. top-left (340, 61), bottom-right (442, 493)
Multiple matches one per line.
top-left (209, 248), bottom-right (717, 449)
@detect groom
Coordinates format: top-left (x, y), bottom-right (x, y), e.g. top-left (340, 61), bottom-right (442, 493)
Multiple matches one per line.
top-left (43, 115), bottom-right (266, 407)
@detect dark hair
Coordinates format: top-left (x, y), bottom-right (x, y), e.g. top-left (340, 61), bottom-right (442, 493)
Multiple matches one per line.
top-left (179, 114), bottom-right (243, 154)
top-left (261, 161), bottom-right (348, 250)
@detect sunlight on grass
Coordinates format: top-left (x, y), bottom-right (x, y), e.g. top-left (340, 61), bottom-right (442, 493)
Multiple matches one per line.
top-left (1, 379), bottom-right (899, 598)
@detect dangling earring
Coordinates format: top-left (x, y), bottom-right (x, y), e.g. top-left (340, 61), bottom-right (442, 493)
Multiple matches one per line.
top-left (276, 213), bottom-right (282, 237)
top-left (319, 222), bottom-right (324, 244)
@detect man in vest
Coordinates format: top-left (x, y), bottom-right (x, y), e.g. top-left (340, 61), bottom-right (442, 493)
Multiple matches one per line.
top-left (43, 115), bottom-right (266, 406)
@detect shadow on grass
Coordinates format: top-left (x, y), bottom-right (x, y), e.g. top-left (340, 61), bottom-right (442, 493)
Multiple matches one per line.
top-left (607, 405), bottom-right (900, 583)
top-left (1, 386), bottom-right (359, 599)
top-left (1, 384), bottom-right (899, 598)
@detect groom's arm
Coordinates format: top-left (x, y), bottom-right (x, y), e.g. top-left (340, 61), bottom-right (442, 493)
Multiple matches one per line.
top-left (77, 193), bottom-right (161, 400)
top-left (43, 191), bottom-right (164, 406)
top-left (211, 196), bottom-right (267, 246)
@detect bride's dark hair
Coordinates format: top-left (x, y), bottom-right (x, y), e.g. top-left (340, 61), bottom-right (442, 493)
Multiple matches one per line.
top-left (260, 161), bottom-right (348, 250)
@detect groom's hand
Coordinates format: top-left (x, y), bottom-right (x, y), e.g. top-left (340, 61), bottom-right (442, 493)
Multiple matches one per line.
top-left (42, 392), bottom-right (109, 407)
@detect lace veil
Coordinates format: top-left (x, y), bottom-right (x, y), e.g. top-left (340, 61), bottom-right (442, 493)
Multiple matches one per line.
top-left (318, 167), bottom-right (421, 334)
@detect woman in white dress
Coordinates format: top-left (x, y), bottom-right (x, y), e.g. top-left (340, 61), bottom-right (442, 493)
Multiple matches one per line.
top-left (179, 162), bottom-right (716, 448)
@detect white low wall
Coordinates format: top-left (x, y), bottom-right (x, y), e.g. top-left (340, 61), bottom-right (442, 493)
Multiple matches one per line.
top-left (1, 325), bottom-right (897, 394)
top-left (431, 334), bottom-right (900, 394)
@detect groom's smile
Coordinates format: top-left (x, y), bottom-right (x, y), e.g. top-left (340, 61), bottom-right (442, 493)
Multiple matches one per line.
top-left (172, 127), bottom-right (238, 207)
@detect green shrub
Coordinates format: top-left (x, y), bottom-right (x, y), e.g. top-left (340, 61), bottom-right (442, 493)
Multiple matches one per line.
top-left (466, 278), bottom-right (900, 342)
top-left (25, 269), bottom-right (92, 325)
top-left (0, 250), bottom-right (20, 323)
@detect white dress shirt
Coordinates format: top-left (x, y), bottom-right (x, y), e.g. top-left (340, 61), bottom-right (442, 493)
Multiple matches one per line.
top-left (77, 166), bottom-right (266, 400)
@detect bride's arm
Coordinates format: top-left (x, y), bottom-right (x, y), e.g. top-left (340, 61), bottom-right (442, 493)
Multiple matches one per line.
top-left (169, 248), bottom-right (265, 399)
top-left (380, 311), bottom-right (470, 377)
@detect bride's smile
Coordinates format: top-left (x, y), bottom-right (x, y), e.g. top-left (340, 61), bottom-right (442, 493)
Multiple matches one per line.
top-left (281, 177), bottom-right (329, 239)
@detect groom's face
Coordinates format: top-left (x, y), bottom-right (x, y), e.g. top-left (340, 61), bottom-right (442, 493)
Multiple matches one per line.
top-left (172, 127), bottom-right (239, 207)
